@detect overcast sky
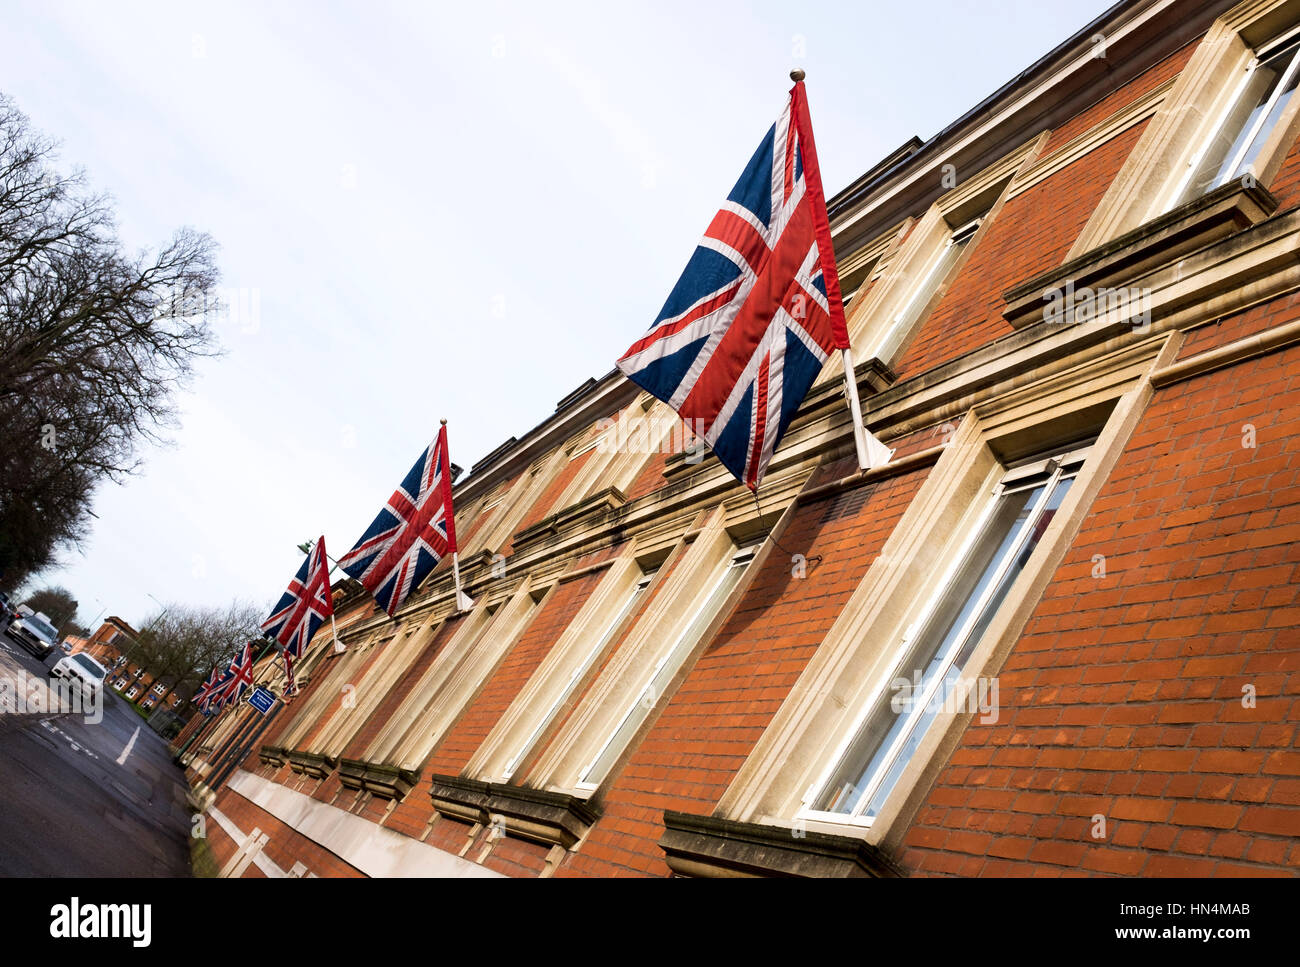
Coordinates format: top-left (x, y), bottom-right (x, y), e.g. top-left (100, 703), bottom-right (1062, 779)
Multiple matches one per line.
top-left (3, 0), bottom-right (1114, 630)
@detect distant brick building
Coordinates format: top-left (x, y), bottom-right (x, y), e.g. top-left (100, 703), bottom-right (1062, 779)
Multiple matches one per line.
top-left (182, 0), bottom-right (1300, 877)
top-left (82, 617), bottom-right (187, 711)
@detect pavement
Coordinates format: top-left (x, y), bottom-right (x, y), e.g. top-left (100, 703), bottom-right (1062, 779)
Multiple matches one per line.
top-left (0, 632), bottom-right (194, 876)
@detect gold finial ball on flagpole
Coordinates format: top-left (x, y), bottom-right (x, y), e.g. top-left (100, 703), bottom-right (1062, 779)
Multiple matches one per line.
top-left (790, 68), bottom-right (806, 82)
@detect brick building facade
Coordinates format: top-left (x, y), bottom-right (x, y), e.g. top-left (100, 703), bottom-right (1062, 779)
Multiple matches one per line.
top-left (180, 0), bottom-right (1300, 877)
top-left (81, 617), bottom-right (187, 711)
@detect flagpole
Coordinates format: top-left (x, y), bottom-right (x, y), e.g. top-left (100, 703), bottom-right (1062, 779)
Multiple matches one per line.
top-left (841, 347), bottom-right (872, 472)
top-left (452, 552), bottom-right (467, 610)
top-left (790, 67), bottom-right (891, 474)
top-left (441, 419), bottom-right (474, 614)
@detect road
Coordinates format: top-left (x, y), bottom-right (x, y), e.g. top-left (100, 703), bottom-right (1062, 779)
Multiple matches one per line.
top-left (0, 631), bottom-right (194, 876)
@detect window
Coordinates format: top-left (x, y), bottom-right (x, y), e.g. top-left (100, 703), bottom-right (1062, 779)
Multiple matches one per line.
top-left (1170, 29), bottom-right (1300, 207)
top-left (869, 218), bottom-right (980, 363)
top-left (801, 445), bottom-right (1089, 826)
top-left (151, 682), bottom-right (166, 695)
top-left (576, 547), bottom-right (755, 790)
top-left (125, 687), bottom-right (139, 700)
top-left (501, 569), bottom-right (657, 781)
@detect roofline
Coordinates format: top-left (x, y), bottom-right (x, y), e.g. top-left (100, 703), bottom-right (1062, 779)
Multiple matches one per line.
top-left (826, 0), bottom-right (1235, 247)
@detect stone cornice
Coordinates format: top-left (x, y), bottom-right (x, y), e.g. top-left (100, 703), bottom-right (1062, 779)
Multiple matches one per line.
top-left (659, 809), bottom-right (905, 878)
top-left (429, 774), bottom-right (600, 849)
top-left (863, 204), bottom-right (1300, 437)
top-left (1003, 180), bottom-right (1278, 328)
top-left (827, 0), bottom-right (1233, 257)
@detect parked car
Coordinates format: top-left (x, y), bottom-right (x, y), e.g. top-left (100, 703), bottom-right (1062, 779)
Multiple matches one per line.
top-left (8, 611), bottom-right (58, 659)
top-left (50, 652), bottom-right (107, 696)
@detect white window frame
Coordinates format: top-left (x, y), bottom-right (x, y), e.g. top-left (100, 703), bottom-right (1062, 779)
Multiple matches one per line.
top-left (1166, 25), bottom-right (1300, 209)
top-left (501, 569), bottom-right (656, 781)
top-left (869, 218), bottom-right (982, 362)
top-left (796, 446), bottom-right (1090, 829)
top-left (574, 546), bottom-right (756, 791)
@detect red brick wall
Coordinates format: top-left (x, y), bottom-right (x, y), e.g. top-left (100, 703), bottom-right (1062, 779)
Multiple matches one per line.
top-left (556, 448), bottom-right (934, 877)
top-left (1042, 42), bottom-right (1196, 154)
top-left (900, 340), bottom-right (1300, 877)
top-left (1266, 118), bottom-right (1300, 213)
top-left (293, 640), bottom-right (392, 753)
top-left (894, 119), bottom-right (1151, 380)
top-left (257, 650), bottom-right (347, 751)
top-left (211, 786), bottom-right (365, 878)
top-left (1179, 291), bottom-right (1300, 359)
top-left (513, 448), bottom-right (596, 536)
top-left (429, 569), bottom-right (605, 777)
top-left (340, 615), bottom-right (467, 763)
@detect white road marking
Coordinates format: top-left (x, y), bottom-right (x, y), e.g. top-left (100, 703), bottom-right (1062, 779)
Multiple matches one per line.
top-left (116, 726), bottom-right (140, 765)
top-left (39, 719), bottom-right (99, 760)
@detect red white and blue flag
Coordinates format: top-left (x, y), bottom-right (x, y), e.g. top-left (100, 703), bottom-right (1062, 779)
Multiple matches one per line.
top-left (616, 80), bottom-right (850, 489)
top-left (339, 424), bottom-right (458, 617)
top-left (215, 641), bottom-right (255, 707)
top-left (261, 537), bottom-right (334, 659)
top-left (194, 666), bottom-right (221, 713)
top-left (201, 666), bottom-right (231, 713)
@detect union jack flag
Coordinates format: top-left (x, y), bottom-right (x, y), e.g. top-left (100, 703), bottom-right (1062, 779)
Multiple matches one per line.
top-left (194, 666), bottom-right (220, 711)
top-left (200, 665), bottom-right (231, 713)
top-left (617, 80), bottom-right (850, 490)
top-left (215, 641), bottom-right (255, 706)
top-left (339, 423), bottom-right (458, 617)
top-left (261, 537), bottom-right (334, 659)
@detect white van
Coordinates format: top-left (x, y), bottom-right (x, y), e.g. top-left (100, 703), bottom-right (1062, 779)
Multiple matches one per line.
top-left (51, 652), bottom-right (108, 696)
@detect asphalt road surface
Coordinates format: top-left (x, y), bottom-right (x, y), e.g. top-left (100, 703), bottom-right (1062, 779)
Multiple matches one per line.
top-left (0, 632), bottom-right (193, 876)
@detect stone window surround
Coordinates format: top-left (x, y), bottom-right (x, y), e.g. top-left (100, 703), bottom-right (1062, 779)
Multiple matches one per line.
top-left (463, 543), bottom-right (667, 785)
top-left (837, 134), bottom-right (1048, 374)
top-left (361, 578), bottom-right (545, 775)
top-left (521, 501), bottom-right (781, 801)
top-left (278, 625), bottom-right (389, 758)
top-left (294, 602), bottom-right (455, 766)
top-left (1073, 0), bottom-right (1300, 256)
top-left (713, 330), bottom-right (1184, 854)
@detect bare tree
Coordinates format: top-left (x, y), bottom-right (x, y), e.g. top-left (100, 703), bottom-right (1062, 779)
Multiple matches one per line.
top-left (128, 600), bottom-right (266, 707)
top-left (0, 93), bottom-right (221, 590)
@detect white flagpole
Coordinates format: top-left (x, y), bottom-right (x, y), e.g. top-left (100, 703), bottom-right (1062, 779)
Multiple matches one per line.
top-left (840, 347), bottom-right (894, 471)
top-left (452, 551), bottom-right (473, 613)
top-left (841, 347), bottom-right (871, 471)
top-left (330, 612), bottom-right (346, 653)
top-left (791, 68), bottom-right (891, 475)
top-left (442, 419), bottom-right (474, 614)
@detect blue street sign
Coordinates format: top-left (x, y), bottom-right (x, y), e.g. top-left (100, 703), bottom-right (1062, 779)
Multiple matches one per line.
top-left (248, 686), bottom-right (276, 715)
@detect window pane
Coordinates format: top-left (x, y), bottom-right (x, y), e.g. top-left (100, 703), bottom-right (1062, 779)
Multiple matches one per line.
top-left (876, 236), bottom-right (969, 361)
top-left (811, 483), bottom-right (1042, 815)
top-left (504, 573), bottom-right (652, 778)
top-left (813, 466), bottom-right (1079, 819)
top-left (1178, 40), bottom-right (1300, 204)
top-left (856, 476), bottom-right (1075, 818)
top-left (580, 557), bottom-right (750, 787)
top-left (1233, 52), bottom-right (1300, 178)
